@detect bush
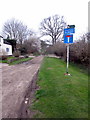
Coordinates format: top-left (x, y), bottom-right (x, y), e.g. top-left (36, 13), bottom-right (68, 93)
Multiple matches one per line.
top-left (13, 50), bottom-right (20, 57)
top-left (70, 40), bottom-right (89, 65)
top-left (46, 42), bottom-right (66, 58)
top-left (0, 55), bottom-right (8, 60)
top-left (19, 47), bottom-right (27, 55)
top-left (46, 37), bottom-right (89, 66)
top-left (24, 55), bottom-right (29, 58)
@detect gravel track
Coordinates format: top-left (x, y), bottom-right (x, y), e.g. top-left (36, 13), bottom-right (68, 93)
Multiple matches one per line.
top-left (2, 55), bottom-right (43, 118)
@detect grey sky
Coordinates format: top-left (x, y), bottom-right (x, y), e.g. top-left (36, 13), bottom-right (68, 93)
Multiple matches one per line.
top-left (0, 0), bottom-right (88, 40)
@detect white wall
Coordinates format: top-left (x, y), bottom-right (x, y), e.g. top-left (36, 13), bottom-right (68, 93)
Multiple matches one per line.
top-left (0, 37), bottom-right (12, 55)
top-left (2, 44), bottom-right (12, 55)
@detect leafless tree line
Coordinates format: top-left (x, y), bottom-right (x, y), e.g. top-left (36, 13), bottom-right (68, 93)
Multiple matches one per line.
top-left (2, 15), bottom-right (66, 55)
top-left (46, 33), bottom-right (89, 66)
top-left (3, 15), bottom-right (67, 45)
top-left (3, 15), bottom-right (89, 62)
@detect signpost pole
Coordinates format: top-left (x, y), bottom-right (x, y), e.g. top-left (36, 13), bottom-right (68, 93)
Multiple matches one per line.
top-left (64, 24), bottom-right (75, 75)
top-left (66, 38), bottom-right (69, 74)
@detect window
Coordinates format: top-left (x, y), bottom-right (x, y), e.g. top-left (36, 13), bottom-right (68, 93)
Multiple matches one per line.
top-left (6, 48), bottom-right (9, 52)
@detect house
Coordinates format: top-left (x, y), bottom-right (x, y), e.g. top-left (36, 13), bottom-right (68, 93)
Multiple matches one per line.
top-left (0, 36), bottom-right (12, 56)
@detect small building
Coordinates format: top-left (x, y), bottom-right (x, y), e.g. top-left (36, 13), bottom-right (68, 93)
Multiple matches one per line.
top-left (0, 36), bottom-right (12, 56)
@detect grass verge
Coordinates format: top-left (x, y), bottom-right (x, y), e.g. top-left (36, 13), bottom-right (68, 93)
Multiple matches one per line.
top-left (9, 57), bottom-right (33, 65)
top-left (0, 57), bottom-right (33, 65)
top-left (31, 57), bottom-right (88, 118)
top-left (0, 56), bottom-right (16, 63)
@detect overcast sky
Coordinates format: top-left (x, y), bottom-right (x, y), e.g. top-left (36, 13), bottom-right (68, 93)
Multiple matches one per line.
top-left (0, 0), bottom-right (89, 40)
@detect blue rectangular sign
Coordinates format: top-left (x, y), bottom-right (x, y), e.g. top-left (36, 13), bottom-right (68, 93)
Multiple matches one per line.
top-left (64, 28), bottom-right (75, 34)
top-left (64, 34), bottom-right (73, 43)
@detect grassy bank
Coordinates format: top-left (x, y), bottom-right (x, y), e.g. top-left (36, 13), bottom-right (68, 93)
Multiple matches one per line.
top-left (0, 56), bottom-right (16, 63)
top-left (31, 57), bottom-right (88, 118)
top-left (9, 57), bottom-right (33, 65)
top-left (0, 56), bottom-right (33, 65)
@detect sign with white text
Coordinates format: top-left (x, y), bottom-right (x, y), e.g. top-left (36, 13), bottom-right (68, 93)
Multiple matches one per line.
top-left (64, 28), bottom-right (75, 34)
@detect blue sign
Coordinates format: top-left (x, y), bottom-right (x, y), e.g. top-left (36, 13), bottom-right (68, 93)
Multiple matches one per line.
top-left (64, 34), bottom-right (73, 43)
top-left (64, 28), bottom-right (75, 34)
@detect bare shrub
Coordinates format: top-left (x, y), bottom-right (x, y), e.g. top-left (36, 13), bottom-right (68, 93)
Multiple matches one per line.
top-left (24, 55), bottom-right (29, 58)
top-left (46, 32), bottom-right (89, 66)
top-left (53, 42), bottom-right (66, 58)
top-left (19, 37), bottom-right (41, 55)
top-left (13, 50), bottom-right (20, 57)
top-left (46, 42), bottom-right (66, 59)
top-left (70, 40), bottom-right (89, 65)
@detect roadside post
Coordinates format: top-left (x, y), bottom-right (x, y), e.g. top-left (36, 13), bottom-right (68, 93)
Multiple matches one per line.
top-left (64, 25), bottom-right (75, 75)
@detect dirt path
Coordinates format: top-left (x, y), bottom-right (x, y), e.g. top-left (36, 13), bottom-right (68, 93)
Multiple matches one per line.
top-left (2, 55), bottom-right (44, 118)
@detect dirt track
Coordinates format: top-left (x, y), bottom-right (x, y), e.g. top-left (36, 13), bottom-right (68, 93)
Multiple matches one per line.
top-left (2, 55), bottom-right (43, 118)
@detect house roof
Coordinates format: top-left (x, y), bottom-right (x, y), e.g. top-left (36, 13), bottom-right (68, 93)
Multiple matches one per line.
top-left (4, 40), bottom-right (11, 45)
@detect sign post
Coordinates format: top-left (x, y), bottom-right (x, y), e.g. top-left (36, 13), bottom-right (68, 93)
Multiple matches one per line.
top-left (64, 34), bottom-right (73, 43)
top-left (64, 25), bottom-right (75, 75)
top-left (66, 37), bottom-right (70, 74)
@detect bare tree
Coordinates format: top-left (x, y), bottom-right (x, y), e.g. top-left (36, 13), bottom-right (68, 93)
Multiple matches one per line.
top-left (19, 37), bottom-right (41, 55)
top-left (3, 18), bottom-right (34, 45)
top-left (40, 15), bottom-right (67, 45)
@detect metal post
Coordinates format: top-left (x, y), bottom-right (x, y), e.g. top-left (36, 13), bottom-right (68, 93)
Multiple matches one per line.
top-left (66, 38), bottom-right (69, 74)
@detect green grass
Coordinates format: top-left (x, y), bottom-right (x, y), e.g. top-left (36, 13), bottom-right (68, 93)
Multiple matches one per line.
top-left (31, 57), bottom-right (88, 118)
top-left (0, 56), bottom-right (16, 63)
top-left (0, 56), bottom-right (33, 65)
top-left (0, 60), bottom-right (7, 63)
top-left (9, 57), bottom-right (33, 65)
top-left (7, 56), bottom-right (16, 59)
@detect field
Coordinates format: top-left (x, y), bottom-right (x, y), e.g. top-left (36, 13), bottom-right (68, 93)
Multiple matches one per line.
top-left (31, 57), bottom-right (88, 118)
